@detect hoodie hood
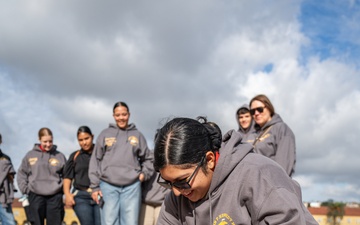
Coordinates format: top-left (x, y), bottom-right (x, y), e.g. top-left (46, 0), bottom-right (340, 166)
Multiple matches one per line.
top-left (236, 104), bottom-right (254, 134)
top-left (109, 122), bottom-right (136, 131)
top-left (33, 143), bottom-right (58, 153)
top-left (254, 113), bottom-right (283, 131)
top-left (209, 130), bottom-right (253, 193)
top-left (108, 123), bottom-right (137, 141)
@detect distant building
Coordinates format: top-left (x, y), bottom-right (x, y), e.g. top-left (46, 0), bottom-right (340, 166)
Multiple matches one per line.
top-left (308, 206), bottom-right (360, 225)
top-left (347, 203), bottom-right (360, 208)
top-left (310, 202), bottom-right (322, 208)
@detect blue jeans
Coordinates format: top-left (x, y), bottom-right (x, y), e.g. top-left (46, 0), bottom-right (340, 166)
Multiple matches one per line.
top-left (100, 180), bottom-right (141, 225)
top-left (73, 190), bottom-right (101, 225)
top-left (0, 204), bottom-right (16, 225)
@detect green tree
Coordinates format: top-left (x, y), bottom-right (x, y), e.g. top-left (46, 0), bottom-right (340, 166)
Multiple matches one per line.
top-left (322, 200), bottom-right (345, 225)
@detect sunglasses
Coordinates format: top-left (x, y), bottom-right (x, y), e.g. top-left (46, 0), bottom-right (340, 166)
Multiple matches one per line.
top-left (157, 156), bottom-right (206, 190)
top-left (250, 106), bottom-right (266, 115)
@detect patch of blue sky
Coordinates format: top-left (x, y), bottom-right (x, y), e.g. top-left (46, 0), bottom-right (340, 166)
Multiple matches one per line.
top-left (262, 63), bottom-right (273, 73)
top-left (298, 0), bottom-right (360, 67)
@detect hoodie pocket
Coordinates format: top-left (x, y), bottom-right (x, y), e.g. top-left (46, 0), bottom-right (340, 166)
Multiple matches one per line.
top-left (101, 165), bottom-right (139, 186)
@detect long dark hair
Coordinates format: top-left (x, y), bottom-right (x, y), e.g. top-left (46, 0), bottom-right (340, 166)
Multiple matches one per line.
top-left (153, 116), bottom-right (222, 172)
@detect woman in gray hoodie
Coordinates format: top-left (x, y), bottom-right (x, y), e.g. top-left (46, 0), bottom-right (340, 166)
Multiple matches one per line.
top-left (249, 94), bottom-right (296, 177)
top-left (17, 127), bottom-right (66, 225)
top-left (153, 117), bottom-right (318, 225)
top-left (88, 101), bottom-right (154, 225)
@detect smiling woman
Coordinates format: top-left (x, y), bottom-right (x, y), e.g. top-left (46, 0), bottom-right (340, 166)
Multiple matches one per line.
top-left (88, 101), bottom-right (154, 225)
top-left (153, 116), bottom-right (317, 225)
top-left (249, 94), bottom-right (296, 177)
top-left (16, 127), bottom-right (67, 225)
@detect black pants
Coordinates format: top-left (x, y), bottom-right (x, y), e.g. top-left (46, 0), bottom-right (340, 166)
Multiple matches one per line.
top-left (28, 192), bottom-right (64, 225)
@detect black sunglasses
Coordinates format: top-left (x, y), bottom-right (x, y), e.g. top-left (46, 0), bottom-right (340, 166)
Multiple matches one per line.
top-left (157, 156), bottom-right (206, 190)
top-left (250, 106), bottom-right (266, 115)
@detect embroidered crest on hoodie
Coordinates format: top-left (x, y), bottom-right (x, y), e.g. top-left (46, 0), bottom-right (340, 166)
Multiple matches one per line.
top-left (28, 157), bottom-right (38, 165)
top-left (105, 137), bottom-right (116, 147)
top-left (213, 213), bottom-right (235, 225)
top-left (49, 158), bottom-right (60, 166)
top-left (128, 136), bottom-right (139, 146)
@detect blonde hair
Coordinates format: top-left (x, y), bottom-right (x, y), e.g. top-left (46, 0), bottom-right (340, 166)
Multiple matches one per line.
top-left (38, 127), bottom-right (53, 139)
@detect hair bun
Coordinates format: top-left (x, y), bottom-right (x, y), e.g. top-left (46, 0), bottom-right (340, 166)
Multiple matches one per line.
top-left (197, 116), bottom-right (222, 150)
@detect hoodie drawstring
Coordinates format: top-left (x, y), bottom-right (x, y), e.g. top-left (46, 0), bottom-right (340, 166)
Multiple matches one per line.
top-left (209, 191), bottom-right (213, 225)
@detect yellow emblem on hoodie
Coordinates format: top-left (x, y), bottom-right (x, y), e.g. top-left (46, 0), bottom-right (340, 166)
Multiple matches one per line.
top-left (105, 137), bottom-right (116, 147)
top-left (49, 158), bottom-right (60, 166)
top-left (128, 136), bottom-right (139, 146)
top-left (213, 213), bottom-right (235, 225)
top-left (28, 157), bottom-right (38, 165)
top-left (259, 133), bottom-right (270, 142)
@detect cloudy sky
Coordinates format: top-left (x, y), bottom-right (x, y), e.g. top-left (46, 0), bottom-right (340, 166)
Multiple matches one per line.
top-left (1, 0), bottom-right (359, 203)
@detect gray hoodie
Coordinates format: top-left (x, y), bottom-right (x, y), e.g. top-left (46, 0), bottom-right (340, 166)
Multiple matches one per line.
top-left (89, 123), bottom-right (154, 191)
top-left (0, 150), bottom-right (16, 207)
top-left (17, 144), bottom-right (66, 196)
top-left (142, 151), bottom-right (170, 206)
top-left (236, 104), bottom-right (255, 142)
top-left (249, 113), bottom-right (296, 176)
top-left (156, 130), bottom-right (317, 225)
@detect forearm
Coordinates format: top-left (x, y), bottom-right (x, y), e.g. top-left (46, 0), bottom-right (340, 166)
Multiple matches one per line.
top-left (63, 178), bottom-right (73, 195)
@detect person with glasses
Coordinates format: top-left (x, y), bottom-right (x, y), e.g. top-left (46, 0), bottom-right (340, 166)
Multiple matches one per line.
top-left (249, 94), bottom-right (296, 177)
top-left (153, 116), bottom-right (317, 225)
top-left (235, 104), bottom-right (255, 142)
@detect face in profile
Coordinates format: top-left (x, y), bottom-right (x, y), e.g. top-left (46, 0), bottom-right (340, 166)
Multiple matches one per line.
top-left (78, 132), bottom-right (93, 151)
top-left (113, 106), bottom-right (130, 129)
top-left (238, 112), bottom-right (252, 129)
top-left (250, 100), bottom-right (272, 128)
top-left (40, 135), bottom-right (53, 151)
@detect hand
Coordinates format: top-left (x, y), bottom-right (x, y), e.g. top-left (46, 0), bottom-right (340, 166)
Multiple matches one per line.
top-left (91, 190), bottom-right (102, 204)
top-left (65, 194), bottom-right (75, 207)
top-left (139, 173), bottom-right (145, 182)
